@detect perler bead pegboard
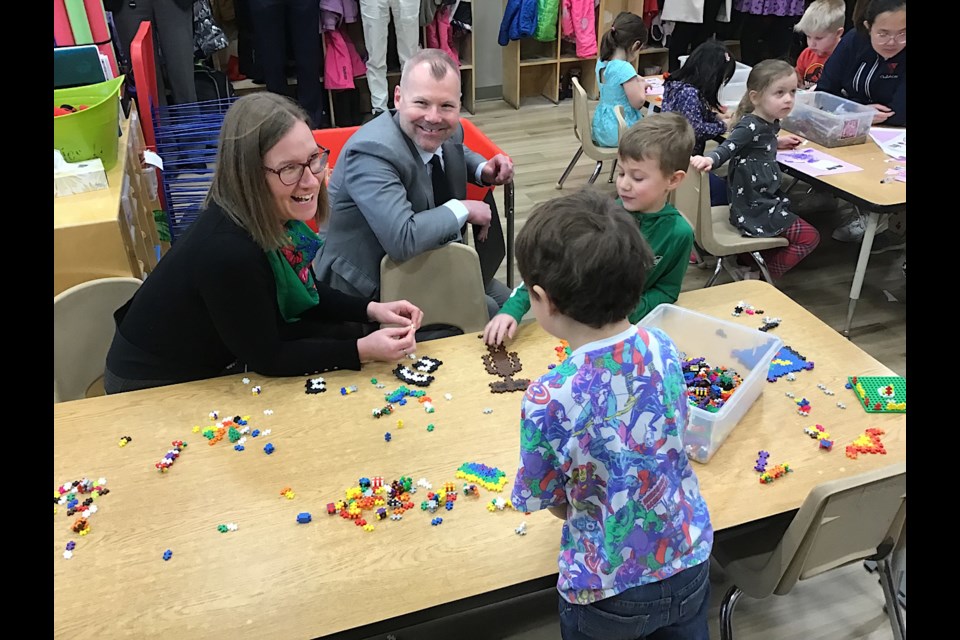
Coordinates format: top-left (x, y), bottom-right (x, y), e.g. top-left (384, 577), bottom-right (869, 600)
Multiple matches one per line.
top-left (767, 346), bottom-right (815, 382)
top-left (847, 376), bottom-right (906, 414)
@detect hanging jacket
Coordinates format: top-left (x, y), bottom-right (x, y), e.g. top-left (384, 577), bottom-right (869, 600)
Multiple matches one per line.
top-left (560, 0), bottom-right (596, 58)
top-left (534, 0), bottom-right (559, 42)
top-left (320, 0), bottom-right (360, 32)
top-left (498, 0), bottom-right (538, 46)
top-left (426, 5), bottom-right (459, 64)
top-left (324, 27), bottom-right (367, 90)
top-left (660, 0), bottom-right (731, 23)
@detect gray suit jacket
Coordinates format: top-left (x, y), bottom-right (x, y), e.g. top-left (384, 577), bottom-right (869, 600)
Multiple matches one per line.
top-left (313, 112), bottom-right (486, 299)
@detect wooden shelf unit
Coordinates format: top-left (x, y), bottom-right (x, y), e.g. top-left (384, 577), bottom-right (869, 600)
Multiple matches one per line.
top-left (502, 0), bottom-right (740, 107)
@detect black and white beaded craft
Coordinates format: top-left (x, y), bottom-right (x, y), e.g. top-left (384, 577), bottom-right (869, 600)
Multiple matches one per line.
top-left (305, 377), bottom-right (327, 394)
top-left (414, 356), bottom-right (443, 373)
top-left (393, 365), bottom-right (434, 387)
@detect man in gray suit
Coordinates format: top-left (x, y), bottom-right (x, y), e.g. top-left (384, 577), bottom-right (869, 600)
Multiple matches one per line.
top-left (313, 48), bottom-right (514, 323)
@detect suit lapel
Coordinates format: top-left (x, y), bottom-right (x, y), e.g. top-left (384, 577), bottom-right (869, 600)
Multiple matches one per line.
top-left (391, 113), bottom-right (435, 208)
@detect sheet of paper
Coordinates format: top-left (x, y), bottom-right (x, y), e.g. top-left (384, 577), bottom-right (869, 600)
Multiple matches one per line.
top-left (776, 147), bottom-right (864, 177)
top-left (870, 128), bottom-right (906, 159)
top-left (644, 76), bottom-right (664, 96)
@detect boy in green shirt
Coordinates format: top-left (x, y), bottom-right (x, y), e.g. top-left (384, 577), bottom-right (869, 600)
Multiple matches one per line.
top-left (483, 112), bottom-right (696, 346)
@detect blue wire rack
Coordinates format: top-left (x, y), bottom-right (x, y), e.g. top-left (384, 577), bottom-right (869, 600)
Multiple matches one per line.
top-left (153, 97), bottom-right (237, 242)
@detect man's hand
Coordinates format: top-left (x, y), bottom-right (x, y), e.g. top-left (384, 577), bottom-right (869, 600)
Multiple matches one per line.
top-left (776, 134), bottom-right (804, 150)
top-left (481, 153), bottom-right (514, 185)
top-left (462, 199), bottom-right (491, 241)
top-left (367, 300), bottom-right (423, 329)
top-left (482, 314), bottom-right (518, 346)
top-left (869, 104), bottom-right (895, 125)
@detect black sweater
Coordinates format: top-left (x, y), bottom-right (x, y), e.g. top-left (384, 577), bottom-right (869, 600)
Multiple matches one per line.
top-left (816, 30), bottom-right (906, 127)
top-left (106, 203), bottom-right (371, 383)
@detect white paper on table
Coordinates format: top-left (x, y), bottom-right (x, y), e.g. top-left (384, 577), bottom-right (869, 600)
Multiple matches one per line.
top-left (870, 130), bottom-right (906, 159)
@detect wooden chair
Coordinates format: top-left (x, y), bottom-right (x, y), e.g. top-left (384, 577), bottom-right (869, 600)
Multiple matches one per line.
top-left (713, 462), bottom-right (906, 640)
top-left (556, 77), bottom-right (619, 189)
top-left (673, 166), bottom-right (788, 286)
top-left (54, 277), bottom-right (142, 402)
top-left (379, 243), bottom-right (489, 334)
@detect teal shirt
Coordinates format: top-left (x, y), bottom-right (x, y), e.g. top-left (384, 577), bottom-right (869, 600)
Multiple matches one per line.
top-left (592, 59), bottom-right (643, 148)
top-left (499, 201), bottom-right (694, 324)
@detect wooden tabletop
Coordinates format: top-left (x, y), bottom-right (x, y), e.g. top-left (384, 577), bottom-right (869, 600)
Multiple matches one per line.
top-left (776, 125), bottom-right (906, 210)
top-left (53, 280), bottom-right (905, 639)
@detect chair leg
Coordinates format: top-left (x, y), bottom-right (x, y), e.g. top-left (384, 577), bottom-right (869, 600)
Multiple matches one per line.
top-left (556, 147), bottom-right (583, 189)
top-left (607, 158), bottom-right (618, 183)
top-left (751, 252), bottom-right (777, 286)
top-left (704, 256), bottom-right (724, 287)
top-left (876, 557), bottom-right (906, 640)
top-left (587, 161), bottom-right (603, 185)
top-left (719, 585), bottom-right (743, 640)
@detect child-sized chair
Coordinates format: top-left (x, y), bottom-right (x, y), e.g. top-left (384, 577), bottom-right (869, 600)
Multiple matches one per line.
top-left (673, 166), bottom-right (787, 286)
top-left (556, 77), bottom-right (619, 189)
top-left (379, 243), bottom-right (489, 334)
top-left (54, 277), bottom-right (143, 402)
top-left (712, 462), bottom-right (906, 640)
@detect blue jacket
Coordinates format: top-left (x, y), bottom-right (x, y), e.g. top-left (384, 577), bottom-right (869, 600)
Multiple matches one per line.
top-left (816, 30), bottom-right (906, 127)
top-left (498, 0), bottom-right (538, 45)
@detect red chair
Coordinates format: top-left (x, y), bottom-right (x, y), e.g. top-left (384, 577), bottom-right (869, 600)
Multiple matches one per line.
top-left (309, 119), bottom-right (515, 287)
top-left (460, 118), bottom-right (516, 289)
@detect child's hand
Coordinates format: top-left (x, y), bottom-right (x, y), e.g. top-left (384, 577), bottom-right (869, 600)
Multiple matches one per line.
top-left (690, 155), bottom-right (714, 172)
top-left (482, 314), bottom-right (518, 346)
top-left (868, 104), bottom-right (895, 124)
top-left (777, 134), bottom-right (804, 150)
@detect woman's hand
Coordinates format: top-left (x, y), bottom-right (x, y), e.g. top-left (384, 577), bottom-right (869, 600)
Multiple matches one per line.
top-left (869, 104), bottom-right (895, 124)
top-left (482, 314), bottom-right (518, 346)
top-left (777, 134), bottom-right (804, 150)
top-left (367, 300), bottom-right (423, 329)
top-left (357, 325), bottom-right (417, 364)
top-left (690, 155), bottom-right (714, 172)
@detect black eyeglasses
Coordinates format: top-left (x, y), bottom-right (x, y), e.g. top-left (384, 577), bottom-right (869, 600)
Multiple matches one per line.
top-left (264, 146), bottom-right (330, 186)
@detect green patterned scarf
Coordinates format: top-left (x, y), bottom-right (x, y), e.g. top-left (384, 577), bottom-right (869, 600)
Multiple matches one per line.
top-left (265, 221), bottom-right (323, 323)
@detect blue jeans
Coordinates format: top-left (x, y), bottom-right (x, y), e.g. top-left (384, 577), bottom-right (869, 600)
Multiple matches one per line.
top-left (709, 173), bottom-right (729, 207)
top-left (558, 561), bottom-right (710, 640)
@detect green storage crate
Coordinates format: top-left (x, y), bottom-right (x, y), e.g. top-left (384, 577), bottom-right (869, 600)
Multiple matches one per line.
top-left (54, 75), bottom-right (125, 171)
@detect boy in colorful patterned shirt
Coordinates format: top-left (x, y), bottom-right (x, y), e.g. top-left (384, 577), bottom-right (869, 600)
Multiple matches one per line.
top-left (510, 189), bottom-right (714, 640)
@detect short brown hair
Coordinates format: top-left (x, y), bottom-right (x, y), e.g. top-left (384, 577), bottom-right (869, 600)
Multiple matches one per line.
top-left (205, 93), bottom-right (329, 251)
top-left (618, 112), bottom-right (695, 176)
top-left (516, 190), bottom-right (654, 329)
top-left (400, 48), bottom-right (460, 87)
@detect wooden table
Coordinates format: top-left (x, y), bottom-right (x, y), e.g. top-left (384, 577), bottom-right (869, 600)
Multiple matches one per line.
top-left (53, 281), bottom-right (905, 640)
top-left (775, 126), bottom-right (907, 337)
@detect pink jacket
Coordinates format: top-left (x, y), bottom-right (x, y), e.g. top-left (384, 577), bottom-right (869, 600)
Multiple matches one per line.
top-left (561, 0), bottom-right (598, 58)
top-left (324, 27), bottom-right (367, 90)
top-left (425, 5), bottom-right (459, 64)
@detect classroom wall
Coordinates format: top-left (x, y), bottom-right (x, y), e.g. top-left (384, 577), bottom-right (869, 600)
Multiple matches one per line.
top-left (474, 3), bottom-right (503, 100)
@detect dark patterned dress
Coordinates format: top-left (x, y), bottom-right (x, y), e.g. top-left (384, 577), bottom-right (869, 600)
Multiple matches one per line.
top-left (705, 114), bottom-right (797, 237)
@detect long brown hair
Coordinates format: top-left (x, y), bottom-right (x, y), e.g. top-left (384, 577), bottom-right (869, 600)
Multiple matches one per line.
top-left (205, 93), bottom-right (329, 251)
top-left (599, 12), bottom-right (648, 61)
top-left (732, 59), bottom-right (796, 126)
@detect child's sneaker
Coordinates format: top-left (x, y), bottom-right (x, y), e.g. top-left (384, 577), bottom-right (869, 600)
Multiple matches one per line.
top-left (731, 265), bottom-right (761, 281)
top-left (831, 214), bottom-right (866, 243)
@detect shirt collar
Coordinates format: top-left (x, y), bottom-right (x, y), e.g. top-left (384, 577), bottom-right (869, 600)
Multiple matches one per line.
top-left (415, 143), bottom-right (444, 166)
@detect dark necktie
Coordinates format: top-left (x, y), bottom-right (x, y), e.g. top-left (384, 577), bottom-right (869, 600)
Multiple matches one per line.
top-left (429, 155), bottom-right (452, 207)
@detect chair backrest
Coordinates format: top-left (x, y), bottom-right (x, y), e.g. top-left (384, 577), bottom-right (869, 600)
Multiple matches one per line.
top-left (614, 104), bottom-right (628, 141)
top-left (672, 164), bottom-right (706, 243)
top-left (460, 117), bottom-right (507, 202)
top-left (572, 77), bottom-right (617, 159)
top-left (379, 244), bottom-right (489, 334)
top-left (777, 462), bottom-right (906, 594)
top-left (312, 126), bottom-right (361, 174)
top-left (54, 277), bottom-right (143, 403)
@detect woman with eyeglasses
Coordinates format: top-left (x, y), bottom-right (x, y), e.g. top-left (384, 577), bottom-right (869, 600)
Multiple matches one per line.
top-left (104, 93), bottom-right (423, 394)
top-left (816, 0), bottom-right (906, 126)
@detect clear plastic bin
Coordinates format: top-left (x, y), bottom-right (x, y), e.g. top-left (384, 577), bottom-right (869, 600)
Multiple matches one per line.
top-left (781, 91), bottom-right (875, 148)
top-left (639, 304), bottom-right (783, 463)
